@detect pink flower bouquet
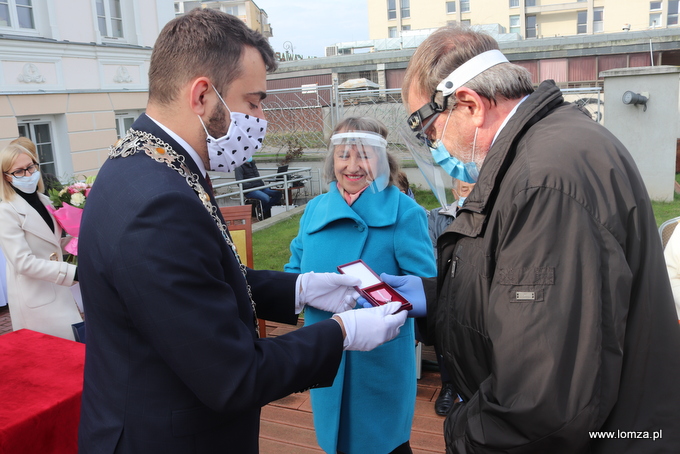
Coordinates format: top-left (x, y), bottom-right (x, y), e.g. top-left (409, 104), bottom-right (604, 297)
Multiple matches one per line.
top-left (47, 177), bottom-right (95, 256)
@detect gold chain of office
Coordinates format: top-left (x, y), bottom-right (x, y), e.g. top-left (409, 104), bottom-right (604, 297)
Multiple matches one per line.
top-left (109, 128), bottom-right (259, 335)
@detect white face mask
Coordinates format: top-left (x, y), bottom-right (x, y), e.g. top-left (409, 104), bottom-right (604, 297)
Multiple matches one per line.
top-left (10, 170), bottom-right (41, 194)
top-left (198, 84), bottom-right (267, 173)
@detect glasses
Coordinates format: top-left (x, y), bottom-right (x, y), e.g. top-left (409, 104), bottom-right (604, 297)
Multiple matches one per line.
top-left (407, 92), bottom-right (450, 148)
top-left (5, 163), bottom-right (39, 178)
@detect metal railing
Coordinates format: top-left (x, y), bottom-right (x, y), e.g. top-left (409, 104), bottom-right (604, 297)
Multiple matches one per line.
top-left (211, 167), bottom-right (313, 211)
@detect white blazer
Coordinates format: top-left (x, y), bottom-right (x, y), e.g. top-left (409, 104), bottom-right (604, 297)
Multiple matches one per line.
top-left (0, 192), bottom-right (81, 340)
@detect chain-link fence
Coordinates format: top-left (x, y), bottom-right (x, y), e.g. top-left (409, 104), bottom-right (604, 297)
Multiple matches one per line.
top-left (260, 84), bottom-right (335, 161)
top-left (262, 82), bottom-right (603, 159)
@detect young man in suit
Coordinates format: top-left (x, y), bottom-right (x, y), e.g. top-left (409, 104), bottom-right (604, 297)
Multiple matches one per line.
top-left (77, 9), bottom-right (407, 454)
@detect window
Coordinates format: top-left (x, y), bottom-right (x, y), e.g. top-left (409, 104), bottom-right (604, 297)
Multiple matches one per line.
top-left (526, 15), bottom-right (536, 38)
top-left (388, 26), bottom-right (397, 38)
top-left (650, 12), bottom-right (661, 27)
top-left (0, 0), bottom-right (35, 29)
top-left (461, 19), bottom-right (471, 26)
top-left (18, 122), bottom-right (56, 177)
top-left (402, 24), bottom-right (411, 31)
top-left (526, 0), bottom-right (535, 6)
top-left (461, 0), bottom-right (470, 13)
top-left (669, 0), bottom-right (679, 25)
top-left (577, 10), bottom-right (587, 34)
top-left (115, 113), bottom-right (137, 139)
top-left (224, 6), bottom-right (239, 16)
top-left (593, 7), bottom-right (603, 33)
top-left (650, 1), bottom-right (661, 10)
top-left (96, 0), bottom-right (123, 38)
top-left (446, 1), bottom-right (455, 13)
top-left (509, 15), bottom-right (520, 34)
top-left (401, 0), bottom-right (409, 18)
top-left (387, 0), bottom-right (396, 20)
top-left (509, 0), bottom-right (519, 7)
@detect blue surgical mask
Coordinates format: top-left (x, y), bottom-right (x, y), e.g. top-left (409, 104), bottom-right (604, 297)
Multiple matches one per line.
top-left (428, 110), bottom-right (480, 184)
top-left (10, 170), bottom-right (41, 194)
top-left (430, 142), bottom-right (479, 183)
top-left (457, 196), bottom-right (467, 208)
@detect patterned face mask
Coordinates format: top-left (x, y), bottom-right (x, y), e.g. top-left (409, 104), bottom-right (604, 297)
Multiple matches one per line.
top-left (198, 84), bottom-right (267, 172)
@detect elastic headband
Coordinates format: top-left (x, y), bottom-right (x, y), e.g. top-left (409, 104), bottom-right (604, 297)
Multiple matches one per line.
top-left (330, 131), bottom-right (388, 148)
top-left (436, 49), bottom-right (509, 97)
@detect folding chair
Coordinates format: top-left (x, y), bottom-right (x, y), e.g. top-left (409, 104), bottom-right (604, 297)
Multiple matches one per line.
top-left (245, 198), bottom-right (264, 221)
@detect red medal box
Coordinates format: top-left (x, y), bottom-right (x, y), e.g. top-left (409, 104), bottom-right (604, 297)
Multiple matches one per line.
top-left (337, 259), bottom-right (412, 312)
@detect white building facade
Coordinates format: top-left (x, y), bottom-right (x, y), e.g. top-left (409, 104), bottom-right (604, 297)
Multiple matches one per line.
top-left (0, 0), bottom-right (174, 179)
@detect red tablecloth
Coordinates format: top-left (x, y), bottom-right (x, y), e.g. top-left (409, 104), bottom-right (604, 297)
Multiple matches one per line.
top-left (0, 329), bottom-right (85, 454)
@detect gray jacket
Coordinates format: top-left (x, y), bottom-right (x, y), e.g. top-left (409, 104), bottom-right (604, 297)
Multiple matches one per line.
top-left (427, 205), bottom-right (456, 259)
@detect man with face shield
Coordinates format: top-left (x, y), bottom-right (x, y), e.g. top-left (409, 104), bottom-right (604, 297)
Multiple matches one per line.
top-left (77, 10), bottom-right (409, 454)
top-left (384, 25), bottom-right (680, 453)
top-left (285, 117), bottom-right (436, 454)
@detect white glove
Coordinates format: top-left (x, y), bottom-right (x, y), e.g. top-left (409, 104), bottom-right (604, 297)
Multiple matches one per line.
top-left (333, 301), bottom-right (407, 351)
top-left (295, 272), bottom-right (361, 314)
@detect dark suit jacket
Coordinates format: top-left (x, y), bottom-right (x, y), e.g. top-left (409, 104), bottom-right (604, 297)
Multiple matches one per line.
top-left (77, 114), bottom-right (343, 453)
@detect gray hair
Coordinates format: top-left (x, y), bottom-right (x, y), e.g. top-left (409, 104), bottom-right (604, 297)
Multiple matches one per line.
top-left (403, 24), bottom-right (534, 110)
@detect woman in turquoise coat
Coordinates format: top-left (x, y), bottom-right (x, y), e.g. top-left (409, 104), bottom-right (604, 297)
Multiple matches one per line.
top-left (285, 117), bottom-right (436, 454)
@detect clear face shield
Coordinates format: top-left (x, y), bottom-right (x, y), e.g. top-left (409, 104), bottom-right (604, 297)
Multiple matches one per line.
top-left (398, 125), bottom-right (453, 210)
top-left (400, 50), bottom-right (510, 206)
top-left (328, 131), bottom-right (390, 193)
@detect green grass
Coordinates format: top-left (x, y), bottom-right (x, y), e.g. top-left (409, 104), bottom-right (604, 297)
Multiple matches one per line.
top-left (252, 213), bottom-right (303, 270)
top-left (651, 174), bottom-right (680, 227)
top-left (253, 183), bottom-right (680, 271)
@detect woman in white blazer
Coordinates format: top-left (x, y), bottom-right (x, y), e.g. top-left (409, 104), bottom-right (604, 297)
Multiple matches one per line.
top-left (0, 142), bottom-right (81, 340)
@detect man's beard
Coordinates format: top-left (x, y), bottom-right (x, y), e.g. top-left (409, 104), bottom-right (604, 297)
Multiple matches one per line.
top-left (206, 101), bottom-right (228, 138)
top-left (450, 129), bottom-right (485, 170)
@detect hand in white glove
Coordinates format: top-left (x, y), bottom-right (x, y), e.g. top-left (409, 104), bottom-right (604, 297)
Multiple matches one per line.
top-left (332, 301), bottom-right (407, 351)
top-left (295, 272), bottom-right (361, 314)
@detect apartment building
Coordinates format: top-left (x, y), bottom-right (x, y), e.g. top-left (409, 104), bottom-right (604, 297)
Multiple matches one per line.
top-left (174, 1), bottom-right (272, 38)
top-left (369, 0), bottom-right (679, 40)
top-left (0, 0), bottom-right (174, 179)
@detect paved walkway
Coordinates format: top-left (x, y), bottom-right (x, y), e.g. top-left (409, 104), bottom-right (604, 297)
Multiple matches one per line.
top-left (0, 305), bottom-right (447, 453)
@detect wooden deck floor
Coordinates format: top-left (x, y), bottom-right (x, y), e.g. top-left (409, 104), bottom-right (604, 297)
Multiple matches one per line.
top-left (261, 319), bottom-right (446, 454)
top-left (0, 306), bottom-right (447, 453)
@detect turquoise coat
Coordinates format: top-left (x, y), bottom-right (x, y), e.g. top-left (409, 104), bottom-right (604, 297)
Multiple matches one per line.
top-left (285, 183), bottom-right (436, 454)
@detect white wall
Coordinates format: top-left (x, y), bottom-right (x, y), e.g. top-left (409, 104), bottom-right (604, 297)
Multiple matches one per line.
top-left (601, 66), bottom-right (680, 202)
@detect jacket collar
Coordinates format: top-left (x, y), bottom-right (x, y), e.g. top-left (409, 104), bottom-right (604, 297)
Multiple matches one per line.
top-left (306, 183), bottom-right (401, 234)
top-left (131, 113), bottom-right (213, 198)
top-left (451, 80), bottom-right (565, 238)
top-left (8, 192), bottom-right (60, 245)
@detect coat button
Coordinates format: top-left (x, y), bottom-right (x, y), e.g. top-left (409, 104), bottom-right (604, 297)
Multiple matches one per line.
top-left (49, 252), bottom-right (58, 261)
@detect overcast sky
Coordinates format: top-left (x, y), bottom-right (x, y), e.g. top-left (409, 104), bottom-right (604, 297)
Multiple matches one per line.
top-left (257, 0), bottom-right (370, 58)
